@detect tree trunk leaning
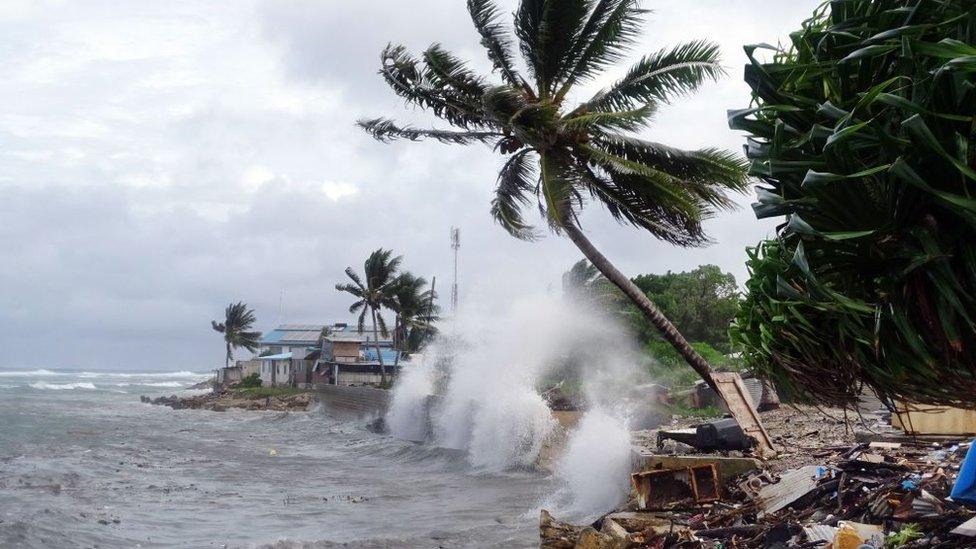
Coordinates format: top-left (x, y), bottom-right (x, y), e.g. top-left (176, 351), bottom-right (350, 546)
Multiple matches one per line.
top-left (562, 224), bottom-right (719, 393)
top-left (370, 307), bottom-right (387, 385)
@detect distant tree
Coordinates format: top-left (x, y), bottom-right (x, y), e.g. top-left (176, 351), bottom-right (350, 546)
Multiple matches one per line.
top-left (631, 265), bottom-right (739, 351)
top-left (359, 0), bottom-right (749, 390)
top-left (336, 249), bottom-right (402, 384)
top-left (211, 302), bottom-right (261, 369)
top-left (388, 273), bottom-right (439, 362)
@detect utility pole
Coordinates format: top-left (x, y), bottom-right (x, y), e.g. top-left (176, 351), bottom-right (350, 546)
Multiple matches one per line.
top-left (450, 227), bottom-right (460, 316)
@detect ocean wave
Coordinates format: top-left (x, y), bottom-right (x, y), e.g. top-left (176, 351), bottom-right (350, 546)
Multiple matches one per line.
top-left (111, 381), bottom-right (186, 388)
top-left (0, 369), bottom-right (61, 377)
top-left (0, 383), bottom-right (17, 389)
top-left (29, 381), bottom-right (97, 391)
top-left (77, 370), bottom-right (208, 379)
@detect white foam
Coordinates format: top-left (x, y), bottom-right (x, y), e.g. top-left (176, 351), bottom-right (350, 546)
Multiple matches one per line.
top-left (29, 381), bottom-right (97, 390)
top-left (0, 369), bottom-right (61, 377)
top-left (110, 381), bottom-right (185, 388)
top-left (548, 408), bottom-right (633, 518)
top-left (77, 370), bottom-right (207, 379)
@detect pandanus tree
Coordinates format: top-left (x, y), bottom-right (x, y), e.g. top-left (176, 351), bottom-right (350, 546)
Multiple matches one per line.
top-left (336, 249), bottom-right (402, 383)
top-left (359, 0), bottom-right (749, 388)
top-left (730, 0), bottom-right (976, 408)
top-left (211, 302), bottom-right (261, 369)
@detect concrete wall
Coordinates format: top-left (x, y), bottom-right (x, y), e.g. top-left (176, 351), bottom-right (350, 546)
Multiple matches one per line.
top-left (314, 385), bottom-right (391, 418)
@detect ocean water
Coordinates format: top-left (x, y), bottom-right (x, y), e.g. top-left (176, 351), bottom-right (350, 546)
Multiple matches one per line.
top-left (0, 369), bottom-right (553, 548)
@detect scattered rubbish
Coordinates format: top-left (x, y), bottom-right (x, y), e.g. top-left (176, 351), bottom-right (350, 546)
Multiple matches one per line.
top-left (632, 464), bottom-right (720, 509)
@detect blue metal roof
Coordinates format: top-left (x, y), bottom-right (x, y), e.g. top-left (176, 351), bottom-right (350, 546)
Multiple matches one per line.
top-left (259, 352), bottom-right (293, 360)
top-left (362, 348), bottom-right (400, 363)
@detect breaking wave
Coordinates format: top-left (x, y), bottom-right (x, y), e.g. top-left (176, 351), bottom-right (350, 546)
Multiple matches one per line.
top-left (0, 369), bottom-right (60, 377)
top-left (77, 370), bottom-right (207, 379)
top-left (29, 381), bottom-right (97, 391)
top-left (110, 381), bottom-right (186, 388)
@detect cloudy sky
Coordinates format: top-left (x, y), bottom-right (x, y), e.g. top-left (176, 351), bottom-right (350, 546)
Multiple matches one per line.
top-left (0, 0), bottom-right (820, 371)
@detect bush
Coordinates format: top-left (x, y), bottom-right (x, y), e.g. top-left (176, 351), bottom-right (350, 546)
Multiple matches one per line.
top-left (730, 0), bottom-right (976, 408)
top-left (238, 373), bottom-right (261, 388)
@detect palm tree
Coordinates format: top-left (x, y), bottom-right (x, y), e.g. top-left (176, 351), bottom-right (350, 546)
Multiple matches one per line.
top-left (388, 273), bottom-right (440, 364)
top-left (358, 0), bottom-right (749, 389)
top-left (211, 302), bottom-right (261, 369)
top-left (336, 249), bottom-right (403, 384)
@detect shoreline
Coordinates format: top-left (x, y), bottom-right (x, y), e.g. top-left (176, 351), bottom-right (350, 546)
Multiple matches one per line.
top-left (141, 386), bottom-right (314, 412)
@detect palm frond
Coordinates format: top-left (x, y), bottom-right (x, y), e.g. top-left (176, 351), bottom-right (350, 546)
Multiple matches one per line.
top-left (491, 149), bottom-right (539, 240)
top-left (538, 151), bottom-right (578, 230)
top-left (358, 118), bottom-right (503, 145)
top-left (585, 40), bottom-right (724, 112)
top-left (556, 0), bottom-right (645, 99)
top-left (531, 0), bottom-right (593, 97)
top-left (379, 44), bottom-right (489, 129)
top-left (342, 267), bottom-right (365, 290)
top-left (596, 134), bottom-right (747, 184)
top-left (562, 104), bottom-right (656, 133)
top-left (467, 0), bottom-right (526, 90)
top-left (422, 44), bottom-right (488, 97)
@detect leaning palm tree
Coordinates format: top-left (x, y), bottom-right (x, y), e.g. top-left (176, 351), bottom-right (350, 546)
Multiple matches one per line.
top-left (359, 0), bottom-right (749, 389)
top-left (211, 302), bottom-right (261, 369)
top-left (388, 272), bottom-right (440, 364)
top-left (336, 249), bottom-right (403, 384)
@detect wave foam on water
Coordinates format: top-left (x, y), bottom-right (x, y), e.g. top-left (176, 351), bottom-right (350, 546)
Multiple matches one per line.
top-left (77, 370), bottom-right (207, 379)
top-left (29, 381), bottom-right (97, 391)
top-left (0, 369), bottom-right (61, 377)
top-left (110, 381), bottom-right (186, 388)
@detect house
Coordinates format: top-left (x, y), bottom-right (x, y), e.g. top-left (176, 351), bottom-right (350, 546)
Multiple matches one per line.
top-left (254, 322), bottom-right (398, 388)
top-left (215, 365), bottom-right (243, 388)
top-left (315, 332), bottom-right (402, 387)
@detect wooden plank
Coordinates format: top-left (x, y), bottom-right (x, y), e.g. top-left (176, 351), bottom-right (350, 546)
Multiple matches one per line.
top-left (892, 402), bottom-right (976, 435)
top-left (712, 372), bottom-right (777, 457)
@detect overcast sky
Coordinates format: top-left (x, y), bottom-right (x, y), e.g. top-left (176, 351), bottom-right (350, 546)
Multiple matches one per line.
top-left (0, 0), bottom-right (820, 371)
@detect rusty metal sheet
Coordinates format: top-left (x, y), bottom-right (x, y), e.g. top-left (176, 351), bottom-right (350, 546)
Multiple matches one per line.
top-left (712, 372), bottom-right (777, 457)
top-left (756, 465), bottom-right (823, 517)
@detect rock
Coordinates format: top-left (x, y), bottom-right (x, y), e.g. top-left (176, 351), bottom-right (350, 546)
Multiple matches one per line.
top-left (540, 509), bottom-right (580, 549)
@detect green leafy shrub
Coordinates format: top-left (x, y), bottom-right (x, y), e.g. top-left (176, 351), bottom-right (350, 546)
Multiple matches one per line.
top-left (238, 373), bottom-right (261, 388)
top-left (730, 1), bottom-right (976, 408)
top-left (645, 341), bottom-right (741, 388)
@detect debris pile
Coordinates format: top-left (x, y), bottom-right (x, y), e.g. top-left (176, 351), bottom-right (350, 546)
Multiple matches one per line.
top-left (542, 416), bottom-right (976, 548)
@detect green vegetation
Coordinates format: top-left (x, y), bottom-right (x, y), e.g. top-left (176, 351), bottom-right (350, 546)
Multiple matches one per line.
top-left (730, 0), bottom-right (976, 408)
top-left (563, 260), bottom-right (742, 386)
top-left (211, 302), bottom-right (261, 369)
top-left (645, 341), bottom-right (742, 387)
top-left (238, 373), bottom-right (261, 388)
top-left (360, 0), bottom-right (749, 390)
top-left (234, 386), bottom-right (307, 399)
top-left (336, 249), bottom-right (438, 381)
top-left (886, 524), bottom-right (922, 548)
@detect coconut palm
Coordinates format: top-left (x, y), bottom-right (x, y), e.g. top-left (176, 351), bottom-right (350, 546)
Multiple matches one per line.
top-left (359, 0), bottom-right (749, 389)
top-left (336, 249), bottom-right (403, 383)
top-left (388, 272), bottom-right (440, 362)
top-left (211, 302), bottom-right (261, 369)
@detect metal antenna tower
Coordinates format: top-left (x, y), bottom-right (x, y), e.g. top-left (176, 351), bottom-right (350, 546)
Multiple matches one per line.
top-left (450, 227), bottom-right (460, 315)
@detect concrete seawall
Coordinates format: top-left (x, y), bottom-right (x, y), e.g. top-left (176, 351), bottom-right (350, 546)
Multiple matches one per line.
top-left (314, 385), bottom-right (391, 418)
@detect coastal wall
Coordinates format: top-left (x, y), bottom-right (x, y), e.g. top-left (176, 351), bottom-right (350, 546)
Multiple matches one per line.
top-left (314, 385), bottom-right (391, 418)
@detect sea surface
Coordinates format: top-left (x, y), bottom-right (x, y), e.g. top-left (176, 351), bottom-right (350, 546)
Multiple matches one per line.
top-left (0, 369), bottom-right (554, 548)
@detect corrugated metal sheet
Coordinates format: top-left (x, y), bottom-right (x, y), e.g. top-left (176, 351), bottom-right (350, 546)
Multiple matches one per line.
top-left (259, 352), bottom-right (293, 360)
top-left (363, 348), bottom-right (400, 363)
top-left (757, 465), bottom-right (824, 517)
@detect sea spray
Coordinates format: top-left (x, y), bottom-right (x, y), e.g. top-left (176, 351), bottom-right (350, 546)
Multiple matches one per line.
top-left (389, 294), bottom-right (652, 481)
top-left (386, 357), bottom-right (436, 442)
top-left (548, 408), bottom-right (634, 518)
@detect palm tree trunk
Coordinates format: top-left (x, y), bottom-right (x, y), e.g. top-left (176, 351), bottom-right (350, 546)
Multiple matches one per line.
top-left (393, 315), bottom-right (402, 368)
top-left (562, 224), bottom-right (718, 393)
top-left (370, 306), bottom-right (387, 385)
top-left (225, 342), bottom-right (231, 369)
